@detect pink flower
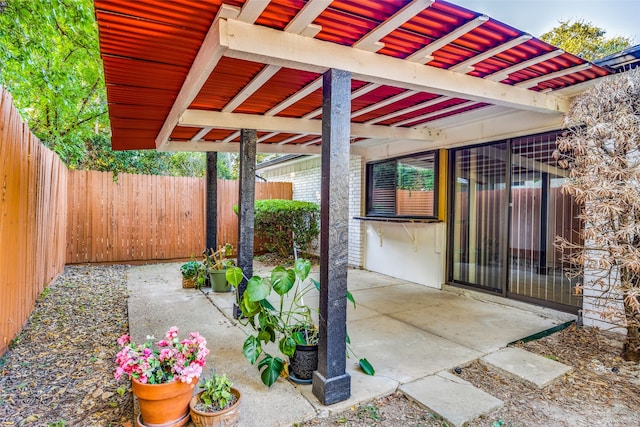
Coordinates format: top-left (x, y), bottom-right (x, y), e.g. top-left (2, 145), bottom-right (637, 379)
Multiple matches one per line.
top-left (114, 367), bottom-right (124, 380)
top-left (165, 326), bottom-right (179, 340)
top-left (114, 326), bottom-right (209, 385)
top-left (158, 348), bottom-right (173, 362)
top-left (179, 363), bottom-right (202, 384)
top-left (117, 334), bottom-right (130, 347)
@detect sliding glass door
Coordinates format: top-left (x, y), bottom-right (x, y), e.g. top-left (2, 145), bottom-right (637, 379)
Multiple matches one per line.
top-left (509, 134), bottom-right (582, 308)
top-left (449, 132), bottom-right (582, 311)
top-left (450, 143), bottom-right (508, 292)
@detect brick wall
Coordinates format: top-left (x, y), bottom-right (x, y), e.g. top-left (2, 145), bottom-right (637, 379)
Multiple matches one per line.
top-left (258, 155), bottom-right (364, 267)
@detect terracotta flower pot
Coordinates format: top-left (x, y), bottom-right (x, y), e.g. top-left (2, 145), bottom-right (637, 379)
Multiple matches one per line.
top-left (189, 388), bottom-right (242, 427)
top-left (132, 377), bottom-right (196, 426)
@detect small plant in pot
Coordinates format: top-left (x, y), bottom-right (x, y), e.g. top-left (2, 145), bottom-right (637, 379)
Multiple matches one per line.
top-left (203, 245), bottom-right (235, 292)
top-left (189, 371), bottom-right (241, 427)
top-left (226, 258), bottom-right (374, 387)
top-left (180, 259), bottom-right (206, 289)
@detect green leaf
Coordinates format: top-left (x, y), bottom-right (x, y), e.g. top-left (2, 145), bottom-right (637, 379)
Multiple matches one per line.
top-left (271, 267), bottom-right (295, 295)
top-left (294, 258), bottom-right (311, 281)
top-left (201, 393), bottom-right (212, 406)
top-left (359, 358), bottom-right (375, 376)
top-left (258, 329), bottom-right (275, 344)
top-left (260, 298), bottom-right (276, 311)
top-left (246, 276), bottom-right (271, 302)
top-left (226, 267), bottom-right (244, 287)
top-left (257, 355), bottom-right (284, 387)
top-left (243, 336), bottom-right (262, 364)
top-left (347, 290), bottom-right (356, 309)
top-left (279, 335), bottom-right (297, 358)
top-left (311, 278), bottom-right (320, 291)
top-left (116, 386), bottom-right (126, 397)
top-left (292, 331), bottom-right (306, 345)
top-left (240, 292), bottom-right (261, 317)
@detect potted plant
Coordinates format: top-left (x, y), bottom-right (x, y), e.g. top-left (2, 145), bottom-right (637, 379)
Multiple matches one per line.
top-left (114, 327), bottom-right (209, 426)
top-left (203, 245), bottom-right (235, 292)
top-left (189, 372), bottom-right (241, 427)
top-left (180, 259), bottom-right (206, 289)
top-left (226, 259), bottom-right (374, 387)
top-left (288, 321), bottom-right (319, 383)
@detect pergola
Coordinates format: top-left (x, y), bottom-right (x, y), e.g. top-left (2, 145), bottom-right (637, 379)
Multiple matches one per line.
top-left (94, 0), bottom-right (610, 404)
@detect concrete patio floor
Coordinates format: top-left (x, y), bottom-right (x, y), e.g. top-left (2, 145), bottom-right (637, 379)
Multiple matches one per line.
top-left (126, 262), bottom-right (575, 426)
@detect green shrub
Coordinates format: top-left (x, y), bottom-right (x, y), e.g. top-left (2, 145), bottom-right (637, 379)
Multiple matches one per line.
top-left (235, 199), bottom-right (319, 257)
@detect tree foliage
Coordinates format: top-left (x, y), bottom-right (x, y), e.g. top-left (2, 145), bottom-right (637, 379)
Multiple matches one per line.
top-left (0, 0), bottom-right (220, 177)
top-left (554, 69), bottom-right (640, 361)
top-left (0, 0), bottom-right (107, 165)
top-left (540, 20), bottom-right (632, 61)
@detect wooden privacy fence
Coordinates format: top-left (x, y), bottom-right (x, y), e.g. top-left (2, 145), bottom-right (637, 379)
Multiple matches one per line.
top-left (0, 85), bottom-right (292, 356)
top-left (66, 171), bottom-right (206, 264)
top-left (66, 172), bottom-right (292, 264)
top-left (0, 87), bottom-right (68, 356)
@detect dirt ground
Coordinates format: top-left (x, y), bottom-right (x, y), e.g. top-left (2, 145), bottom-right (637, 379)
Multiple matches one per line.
top-left (1, 264), bottom-right (639, 426)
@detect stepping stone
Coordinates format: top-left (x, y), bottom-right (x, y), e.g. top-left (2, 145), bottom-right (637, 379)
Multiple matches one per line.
top-left (481, 347), bottom-right (572, 389)
top-left (400, 372), bottom-right (503, 427)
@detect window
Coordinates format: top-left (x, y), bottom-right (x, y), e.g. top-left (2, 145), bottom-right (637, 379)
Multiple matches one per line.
top-left (366, 151), bottom-right (438, 218)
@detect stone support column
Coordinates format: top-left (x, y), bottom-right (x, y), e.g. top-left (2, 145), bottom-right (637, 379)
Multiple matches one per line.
top-left (234, 129), bottom-right (257, 319)
top-left (312, 68), bottom-right (351, 405)
top-left (205, 152), bottom-right (218, 252)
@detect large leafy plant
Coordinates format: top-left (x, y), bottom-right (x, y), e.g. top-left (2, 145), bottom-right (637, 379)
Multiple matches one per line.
top-left (226, 259), bottom-right (374, 387)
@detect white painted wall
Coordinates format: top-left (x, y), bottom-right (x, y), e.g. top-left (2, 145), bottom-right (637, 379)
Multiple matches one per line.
top-left (363, 222), bottom-right (446, 288)
top-left (259, 154), bottom-right (447, 286)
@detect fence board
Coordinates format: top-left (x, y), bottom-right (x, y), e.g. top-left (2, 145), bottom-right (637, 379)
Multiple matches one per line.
top-left (0, 87), bottom-right (67, 356)
top-left (64, 173), bottom-right (291, 263)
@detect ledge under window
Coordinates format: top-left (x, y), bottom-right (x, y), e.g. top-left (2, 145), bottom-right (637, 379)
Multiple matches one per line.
top-left (354, 216), bottom-right (441, 223)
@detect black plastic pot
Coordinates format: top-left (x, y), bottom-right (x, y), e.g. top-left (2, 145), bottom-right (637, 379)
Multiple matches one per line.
top-left (289, 343), bottom-right (318, 383)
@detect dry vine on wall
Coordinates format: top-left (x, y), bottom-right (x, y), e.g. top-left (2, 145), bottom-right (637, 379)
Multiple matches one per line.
top-left (555, 68), bottom-right (640, 361)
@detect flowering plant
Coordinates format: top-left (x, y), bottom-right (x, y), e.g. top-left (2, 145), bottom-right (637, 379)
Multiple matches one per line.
top-left (114, 326), bottom-right (209, 384)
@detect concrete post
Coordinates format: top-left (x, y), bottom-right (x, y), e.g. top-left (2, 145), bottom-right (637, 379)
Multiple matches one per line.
top-left (234, 129), bottom-right (256, 319)
top-left (206, 152), bottom-right (218, 252)
top-left (312, 68), bottom-right (351, 405)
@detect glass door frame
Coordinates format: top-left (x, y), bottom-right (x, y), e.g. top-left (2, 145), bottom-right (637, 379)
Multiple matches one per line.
top-left (445, 134), bottom-right (581, 314)
top-left (446, 140), bottom-right (511, 296)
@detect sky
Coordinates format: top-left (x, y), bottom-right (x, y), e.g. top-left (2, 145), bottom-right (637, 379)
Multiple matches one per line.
top-left (452, 0), bottom-right (640, 43)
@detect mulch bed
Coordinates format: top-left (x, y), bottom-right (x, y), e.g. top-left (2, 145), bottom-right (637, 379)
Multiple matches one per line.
top-left (0, 265), bottom-right (133, 426)
top-left (300, 324), bottom-right (640, 427)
